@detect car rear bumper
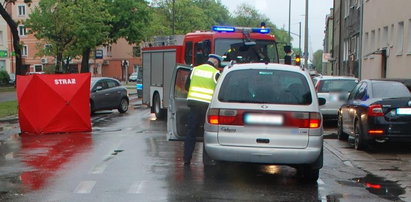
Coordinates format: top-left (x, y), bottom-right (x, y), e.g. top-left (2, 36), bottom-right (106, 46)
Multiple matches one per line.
top-left (204, 132), bottom-right (323, 165)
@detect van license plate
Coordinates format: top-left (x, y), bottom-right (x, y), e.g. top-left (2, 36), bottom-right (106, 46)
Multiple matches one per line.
top-left (244, 114), bottom-right (283, 125)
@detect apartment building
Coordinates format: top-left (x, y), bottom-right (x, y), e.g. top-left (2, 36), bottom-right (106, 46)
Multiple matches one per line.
top-left (362, 0), bottom-right (411, 79)
top-left (333, 0), bottom-right (361, 78)
top-left (5, 0), bottom-right (138, 79)
top-left (323, 8), bottom-right (333, 75)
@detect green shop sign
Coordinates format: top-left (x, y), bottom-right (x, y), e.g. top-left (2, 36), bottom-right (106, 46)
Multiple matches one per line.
top-left (0, 50), bottom-right (7, 58)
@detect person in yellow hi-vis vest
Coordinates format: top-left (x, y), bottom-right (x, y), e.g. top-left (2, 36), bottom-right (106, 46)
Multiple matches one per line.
top-left (184, 54), bottom-right (222, 165)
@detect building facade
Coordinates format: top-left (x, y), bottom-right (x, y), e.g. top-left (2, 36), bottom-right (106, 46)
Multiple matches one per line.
top-left (333, 0), bottom-right (362, 78)
top-left (361, 0), bottom-right (411, 79)
top-left (323, 8), bottom-right (334, 75)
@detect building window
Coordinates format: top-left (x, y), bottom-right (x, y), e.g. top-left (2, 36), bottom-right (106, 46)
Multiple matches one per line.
top-left (371, 30), bottom-right (375, 54)
top-left (343, 40), bottom-right (348, 61)
top-left (377, 28), bottom-right (381, 50)
top-left (18, 25), bottom-right (26, 36)
top-left (344, 0), bottom-right (349, 18)
top-left (22, 45), bottom-right (28, 56)
top-left (34, 65), bottom-right (43, 72)
top-left (0, 31), bottom-right (3, 45)
top-left (0, 60), bottom-right (5, 71)
top-left (407, 19), bottom-right (411, 54)
top-left (132, 46), bottom-right (140, 57)
top-left (383, 26), bottom-right (388, 48)
top-left (17, 5), bottom-right (26, 16)
top-left (396, 21), bottom-right (404, 55)
top-left (364, 32), bottom-right (369, 56)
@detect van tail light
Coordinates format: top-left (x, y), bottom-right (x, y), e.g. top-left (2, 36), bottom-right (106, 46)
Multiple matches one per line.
top-left (207, 108), bottom-right (244, 125)
top-left (289, 112), bottom-right (322, 129)
top-left (368, 104), bottom-right (384, 117)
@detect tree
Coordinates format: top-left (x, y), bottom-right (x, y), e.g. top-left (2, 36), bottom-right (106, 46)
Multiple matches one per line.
top-left (230, 3), bottom-right (290, 59)
top-left (0, 0), bottom-right (31, 76)
top-left (313, 49), bottom-right (323, 72)
top-left (26, 0), bottom-right (151, 73)
top-left (26, 0), bottom-right (110, 73)
top-left (149, 0), bottom-right (230, 36)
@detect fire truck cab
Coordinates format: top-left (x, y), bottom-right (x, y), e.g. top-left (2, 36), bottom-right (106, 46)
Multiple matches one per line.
top-left (142, 25), bottom-right (280, 119)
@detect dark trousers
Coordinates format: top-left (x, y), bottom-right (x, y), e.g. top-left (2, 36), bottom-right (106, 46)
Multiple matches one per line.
top-left (184, 101), bottom-right (209, 163)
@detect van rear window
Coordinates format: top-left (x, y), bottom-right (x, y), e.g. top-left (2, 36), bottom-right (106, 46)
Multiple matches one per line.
top-left (218, 69), bottom-right (312, 105)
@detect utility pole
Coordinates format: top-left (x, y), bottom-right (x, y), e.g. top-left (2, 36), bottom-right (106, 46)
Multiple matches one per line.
top-left (304, 0), bottom-right (309, 69)
top-left (172, 0), bottom-right (175, 35)
top-left (288, 0), bottom-right (291, 45)
top-left (299, 22), bottom-right (302, 55)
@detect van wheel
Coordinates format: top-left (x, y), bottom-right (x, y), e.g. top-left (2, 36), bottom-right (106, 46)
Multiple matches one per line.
top-left (153, 93), bottom-right (165, 119)
top-left (337, 115), bottom-right (348, 140)
top-left (303, 167), bottom-right (319, 183)
top-left (118, 98), bottom-right (129, 113)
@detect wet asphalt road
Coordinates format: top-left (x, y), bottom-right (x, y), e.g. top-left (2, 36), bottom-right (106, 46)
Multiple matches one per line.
top-left (0, 102), bottom-right (400, 202)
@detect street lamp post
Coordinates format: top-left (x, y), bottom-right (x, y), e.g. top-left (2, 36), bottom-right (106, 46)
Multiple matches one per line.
top-left (288, 0), bottom-right (291, 45)
top-left (304, 0), bottom-right (309, 69)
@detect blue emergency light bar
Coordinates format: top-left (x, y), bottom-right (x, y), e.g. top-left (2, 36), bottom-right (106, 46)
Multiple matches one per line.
top-left (252, 28), bottom-right (271, 34)
top-left (212, 26), bottom-right (271, 34)
top-left (212, 26), bottom-right (236, 32)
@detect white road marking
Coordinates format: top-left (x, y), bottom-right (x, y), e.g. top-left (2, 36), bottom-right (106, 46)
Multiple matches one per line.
top-left (74, 181), bottom-right (96, 194)
top-left (90, 141), bottom-right (123, 174)
top-left (127, 181), bottom-right (147, 194)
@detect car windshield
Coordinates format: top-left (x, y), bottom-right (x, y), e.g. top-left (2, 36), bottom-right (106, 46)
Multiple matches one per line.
top-left (214, 39), bottom-right (279, 63)
top-left (372, 82), bottom-right (411, 98)
top-left (318, 79), bottom-right (357, 92)
top-left (218, 69), bottom-right (312, 105)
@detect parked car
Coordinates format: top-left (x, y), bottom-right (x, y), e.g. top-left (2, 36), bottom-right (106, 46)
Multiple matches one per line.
top-left (129, 72), bottom-right (138, 82)
top-left (168, 63), bottom-right (325, 182)
top-left (8, 73), bottom-right (15, 85)
top-left (90, 77), bottom-right (129, 114)
top-left (313, 76), bottom-right (358, 120)
top-left (338, 80), bottom-right (411, 150)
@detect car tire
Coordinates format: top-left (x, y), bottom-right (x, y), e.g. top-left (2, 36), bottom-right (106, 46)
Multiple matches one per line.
top-left (118, 98), bottom-right (129, 113)
top-left (354, 121), bottom-right (367, 150)
top-left (153, 93), bottom-right (165, 119)
top-left (337, 115), bottom-right (348, 140)
top-left (90, 100), bottom-right (95, 115)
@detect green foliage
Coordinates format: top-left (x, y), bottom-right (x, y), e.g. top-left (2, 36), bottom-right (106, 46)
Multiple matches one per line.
top-left (149, 0), bottom-right (229, 36)
top-left (107, 0), bottom-right (151, 44)
top-left (313, 49), bottom-right (324, 71)
top-left (0, 71), bottom-right (10, 86)
top-left (25, 0), bottom-right (151, 72)
top-left (43, 65), bottom-right (56, 74)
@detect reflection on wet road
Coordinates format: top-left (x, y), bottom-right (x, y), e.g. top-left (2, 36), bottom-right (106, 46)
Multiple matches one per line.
top-left (0, 104), bottom-right (405, 201)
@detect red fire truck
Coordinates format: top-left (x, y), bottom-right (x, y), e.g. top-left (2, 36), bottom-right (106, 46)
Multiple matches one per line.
top-left (142, 25), bottom-right (280, 119)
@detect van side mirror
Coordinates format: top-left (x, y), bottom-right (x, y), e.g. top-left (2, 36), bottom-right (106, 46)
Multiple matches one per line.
top-left (318, 97), bottom-right (326, 106)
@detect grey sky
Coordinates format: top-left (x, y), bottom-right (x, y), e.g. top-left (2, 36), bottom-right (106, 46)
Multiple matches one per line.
top-left (220, 0), bottom-right (333, 55)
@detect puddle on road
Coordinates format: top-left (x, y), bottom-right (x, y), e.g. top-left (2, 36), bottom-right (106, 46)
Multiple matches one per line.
top-left (353, 174), bottom-right (405, 201)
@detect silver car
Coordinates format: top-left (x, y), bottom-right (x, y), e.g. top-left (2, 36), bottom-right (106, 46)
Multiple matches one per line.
top-left (313, 76), bottom-right (358, 120)
top-left (90, 77), bottom-right (129, 114)
top-left (203, 63), bottom-right (325, 183)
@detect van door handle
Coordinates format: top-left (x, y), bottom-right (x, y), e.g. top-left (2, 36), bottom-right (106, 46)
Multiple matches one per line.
top-left (256, 138), bottom-right (270, 144)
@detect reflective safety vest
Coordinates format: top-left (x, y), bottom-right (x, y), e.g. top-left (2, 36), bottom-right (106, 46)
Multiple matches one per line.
top-left (187, 64), bottom-right (220, 103)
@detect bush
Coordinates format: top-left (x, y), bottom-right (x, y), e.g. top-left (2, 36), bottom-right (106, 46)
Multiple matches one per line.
top-left (0, 70), bottom-right (10, 86)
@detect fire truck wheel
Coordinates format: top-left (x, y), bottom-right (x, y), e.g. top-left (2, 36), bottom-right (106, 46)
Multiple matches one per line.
top-left (154, 93), bottom-right (165, 119)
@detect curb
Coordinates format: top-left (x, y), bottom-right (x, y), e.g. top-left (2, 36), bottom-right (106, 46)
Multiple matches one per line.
top-left (0, 115), bottom-right (18, 123)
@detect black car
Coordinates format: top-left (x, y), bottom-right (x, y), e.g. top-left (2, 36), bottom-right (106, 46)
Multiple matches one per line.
top-left (90, 77), bottom-right (129, 114)
top-left (338, 80), bottom-right (411, 150)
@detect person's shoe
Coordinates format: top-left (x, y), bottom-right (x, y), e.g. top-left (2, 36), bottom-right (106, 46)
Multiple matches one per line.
top-left (184, 160), bottom-right (191, 166)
